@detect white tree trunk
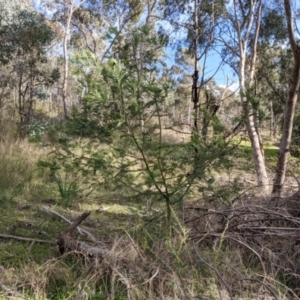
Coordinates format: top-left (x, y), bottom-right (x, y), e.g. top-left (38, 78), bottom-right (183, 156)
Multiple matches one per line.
top-left (62, 0), bottom-right (86, 117)
top-left (234, 0), bottom-right (269, 190)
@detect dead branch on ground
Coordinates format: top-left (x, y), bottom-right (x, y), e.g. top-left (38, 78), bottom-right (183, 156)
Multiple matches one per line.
top-left (0, 233), bottom-right (55, 244)
top-left (56, 211), bottom-right (109, 258)
top-left (42, 206), bottom-right (98, 242)
top-left (186, 193), bottom-right (300, 298)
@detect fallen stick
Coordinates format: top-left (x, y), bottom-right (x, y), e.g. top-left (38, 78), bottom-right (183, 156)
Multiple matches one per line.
top-left (0, 233), bottom-right (55, 244)
top-left (64, 211), bottom-right (91, 234)
top-left (42, 206), bottom-right (97, 242)
top-left (57, 211), bottom-right (109, 258)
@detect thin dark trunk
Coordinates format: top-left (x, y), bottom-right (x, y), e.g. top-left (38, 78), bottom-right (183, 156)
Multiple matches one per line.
top-left (192, 0), bottom-right (200, 176)
top-left (18, 77), bottom-right (23, 124)
top-left (192, 0), bottom-right (199, 134)
top-left (28, 64), bottom-right (34, 124)
top-left (270, 100), bottom-right (274, 138)
top-left (201, 90), bottom-right (209, 142)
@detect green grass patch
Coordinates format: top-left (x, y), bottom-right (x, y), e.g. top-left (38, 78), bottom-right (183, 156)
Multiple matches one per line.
top-left (264, 146), bottom-right (279, 166)
top-left (0, 135), bottom-right (296, 299)
top-left (235, 140), bottom-right (279, 168)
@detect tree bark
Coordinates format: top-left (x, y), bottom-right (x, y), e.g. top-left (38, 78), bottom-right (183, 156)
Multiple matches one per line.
top-left (234, 0), bottom-right (269, 190)
top-left (270, 100), bottom-right (274, 138)
top-left (62, 0), bottom-right (86, 117)
top-left (192, 0), bottom-right (199, 133)
top-left (272, 0), bottom-right (300, 195)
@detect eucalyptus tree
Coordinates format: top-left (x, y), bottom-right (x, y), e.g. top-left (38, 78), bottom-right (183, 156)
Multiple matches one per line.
top-left (163, 1), bottom-right (225, 106)
top-left (254, 5), bottom-right (288, 139)
top-left (0, 8), bottom-right (60, 125)
top-left (0, 0), bottom-right (32, 11)
top-left (69, 3), bottom-right (104, 54)
top-left (40, 0), bottom-right (88, 116)
top-left (217, 0), bottom-right (270, 190)
top-left (39, 0), bottom-right (150, 115)
top-left (256, 46), bottom-right (291, 139)
top-left (161, 0), bottom-right (228, 182)
top-left (272, 0), bottom-right (300, 195)
top-left (62, 0), bottom-right (87, 116)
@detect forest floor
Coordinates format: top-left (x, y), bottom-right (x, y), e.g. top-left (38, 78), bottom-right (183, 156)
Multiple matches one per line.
top-left (1, 129), bottom-right (300, 300)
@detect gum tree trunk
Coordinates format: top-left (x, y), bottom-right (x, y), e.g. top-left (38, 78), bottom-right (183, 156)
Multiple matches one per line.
top-left (233, 0), bottom-right (269, 190)
top-left (62, 0), bottom-right (86, 117)
top-left (272, 0), bottom-right (300, 195)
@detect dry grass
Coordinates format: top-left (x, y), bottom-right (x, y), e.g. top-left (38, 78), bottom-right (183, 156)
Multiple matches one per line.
top-left (0, 237), bottom-right (196, 299)
top-left (1, 191), bottom-right (298, 299)
top-left (185, 191), bottom-right (300, 299)
top-left (1, 127), bottom-right (300, 299)
top-left (0, 132), bottom-right (56, 205)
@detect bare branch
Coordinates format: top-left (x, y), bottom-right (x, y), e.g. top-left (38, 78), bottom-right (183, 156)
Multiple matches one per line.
top-left (284, 0), bottom-right (298, 53)
top-left (193, 242), bottom-right (233, 299)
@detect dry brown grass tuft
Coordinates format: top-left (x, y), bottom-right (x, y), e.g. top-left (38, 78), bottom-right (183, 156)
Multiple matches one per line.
top-left (0, 133), bottom-right (46, 163)
top-left (0, 217), bottom-right (293, 299)
top-left (0, 234), bottom-right (206, 299)
top-left (0, 133), bottom-right (52, 202)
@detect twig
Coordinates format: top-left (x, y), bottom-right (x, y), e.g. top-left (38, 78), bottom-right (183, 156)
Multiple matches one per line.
top-left (125, 230), bottom-right (145, 261)
top-left (42, 206), bottom-right (83, 232)
top-left (193, 242), bottom-right (233, 300)
top-left (114, 268), bottom-right (132, 300)
top-left (0, 233), bottom-right (55, 244)
top-left (192, 232), bottom-right (267, 276)
top-left (239, 278), bottom-right (279, 300)
top-left (140, 268), bottom-right (159, 286)
top-left (220, 261), bottom-right (280, 300)
top-left (234, 226), bottom-right (300, 231)
top-left (229, 236), bottom-right (265, 275)
top-left (267, 275), bottom-right (300, 299)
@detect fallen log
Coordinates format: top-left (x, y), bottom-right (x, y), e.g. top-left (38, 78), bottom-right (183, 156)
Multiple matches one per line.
top-left (57, 211), bottom-right (109, 258)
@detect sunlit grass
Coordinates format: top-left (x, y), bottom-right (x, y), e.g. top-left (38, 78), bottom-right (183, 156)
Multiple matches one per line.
top-left (235, 138), bottom-right (279, 168)
top-left (0, 130), bottom-right (294, 299)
